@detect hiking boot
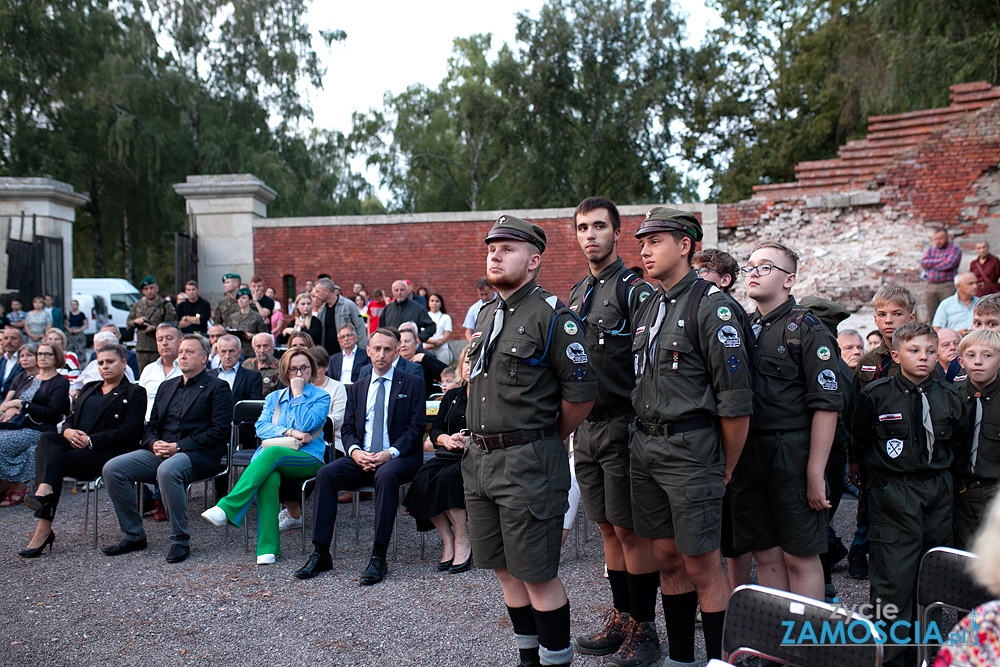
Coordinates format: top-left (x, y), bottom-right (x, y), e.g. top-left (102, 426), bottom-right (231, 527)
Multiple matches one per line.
top-left (608, 619), bottom-right (661, 667)
top-left (827, 537), bottom-right (848, 566)
top-left (847, 546), bottom-right (869, 580)
top-left (574, 608), bottom-right (629, 655)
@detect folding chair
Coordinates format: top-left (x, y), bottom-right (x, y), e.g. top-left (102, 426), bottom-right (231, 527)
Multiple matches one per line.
top-left (916, 546), bottom-right (993, 667)
top-left (723, 584), bottom-right (883, 667)
top-left (228, 399), bottom-right (266, 489)
top-left (64, 475), bottom-right (103, 548)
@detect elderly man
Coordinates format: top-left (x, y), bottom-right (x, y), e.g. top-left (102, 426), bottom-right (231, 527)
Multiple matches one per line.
top-left (936, 327), bottom-right (962, 378)
top-left (242, 332), bottom-right (280, 396)
top-left (102, 334), bottom-right (234, 563)
top-left (309, 277), bottom-right (367, 355)
top-left (212, 334), bottom-right (263, 403)
top-left (932, 271), bottom-right (979, 335)
top-left (0, 326), bottom-right (24, 395)
top-left (380, 280), bottom-right (436, 342)
top-left (127, 276), bottom-right (177, 370)
top-left (921, 228), bottom-right (962, 323)
top-left (71, 331), bottom-right (136, 397)
top-left (328, 323), bottom-right (369, 385)
top-left (207, 324), bottom-right (227, 370)
top-left (837, 329), bottom-right (865, 370)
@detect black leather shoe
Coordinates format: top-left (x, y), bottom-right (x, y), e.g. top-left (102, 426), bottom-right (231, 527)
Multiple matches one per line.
top-left (102, 537), bottom-right (147, 556)
top-left (294, 552), bottom-right (333, 580)
top-left (359, 555), bottom-right (388, 585)
top-left (23, 493), bottom-right (55, 512)
top-left (449, 555), bottom-right (473, 574)
top-left (18, 531), bottom-right (55, 558)
top-left (165, 543), bottom-right (190, 563)
top-left (436, 558), bottom-right (453, 571)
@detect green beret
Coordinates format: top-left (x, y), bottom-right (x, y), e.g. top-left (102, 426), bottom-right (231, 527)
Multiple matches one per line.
top-left (799, 296), bottom-right (851, 334)
top-left (223, 273), bottom-right (241, 282)
top-left (635, 207), bottom-right (703, 242)
top-left (139, 276), bottom-right (156, 288)
top-left (236, 287), bottom-right (252, 299)
top-left (484, 215), bottom-right (546, 253)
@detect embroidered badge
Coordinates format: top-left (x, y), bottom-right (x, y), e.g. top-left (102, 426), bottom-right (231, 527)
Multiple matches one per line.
top-left (564, 321), bottom-right (579, 336)
top-left (566, 342), bottom-right (589, 364)
top-left (886, 438), bottom-right (904, 459)
top-left (471, 331), bottom-right (483, 340)
top-left (787, 322), bottom-right (799, 332)
top-left (879, 413), bottom-right (903, 421)
top-left (955, 374), bottom-right (968, 382)
top-left (717, 306), bottom-right (732, 321)
top-left (636, 326), bottom-right (646, 334)
top-left (718, 325), bottom-right (741, 348)
top-left (571, 367), bottom-right (587, 382)
top-left (817, 346), bottom-right (831, 361)
top-left (570, 304), bottom-right (579, 311)
top-left (777, 346), bottom-right (786, 354)
top-left (639, 292), bottom-right (650, 302)
top-left (517, 326), bottom-right (525, 334)
top-left (726, 355), bottom-right (741, 373)
top-left (817, 369), bottom-right (838, 391)
top-left (861, 365), bottom-right (878, 373)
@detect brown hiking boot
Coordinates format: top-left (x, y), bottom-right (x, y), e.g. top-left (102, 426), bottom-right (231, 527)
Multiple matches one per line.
top-left (574, 608), bottom-right (629, 655)
top-left (608, 618), bottom-right (661, 667)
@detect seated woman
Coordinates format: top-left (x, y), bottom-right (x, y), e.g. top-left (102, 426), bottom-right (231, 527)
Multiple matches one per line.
top-left (45, 329), bottom-right (81, 381)
top-left (398, 327), bottom-right (448, 399)
top-left (279, 293), bottom-right (314, 345)
top-left (19, 344), bottom-right (145, 556)
top-left (403, 346), bottom-right (471, 574)
top-left (0, 342), bottom-right (70, 506)
top-left (286, 331), bottom-right (315, 350)
top-left (201, 346), bottom-right (331, 564)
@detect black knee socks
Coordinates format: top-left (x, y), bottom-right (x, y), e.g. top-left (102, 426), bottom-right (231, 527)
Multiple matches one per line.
top-left (627, 571), bottom-right (660, 623)
top-left (508, 604), bottom-right (539, 666)
top-left (607, 569), bottom-right (630, 614)
top-left (534, 602), bottom-right (572, 666)
top-left (701, 610), bottom-right (726, 660)
top-left (661, 591), bottom-right (698, 663)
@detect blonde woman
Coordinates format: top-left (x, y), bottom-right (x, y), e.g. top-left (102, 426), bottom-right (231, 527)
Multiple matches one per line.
top-left (280, 293), bottom-right (314, 345)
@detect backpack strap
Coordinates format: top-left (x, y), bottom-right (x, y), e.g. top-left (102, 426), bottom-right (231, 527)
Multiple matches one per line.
top-left (683, 278), bottom-right (714, 358)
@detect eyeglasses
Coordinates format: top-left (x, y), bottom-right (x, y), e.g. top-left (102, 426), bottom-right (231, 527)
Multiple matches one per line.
top-left (288, 365), bottom-right (311, 376)
top-left (337, 334), bottom-right (357, 341)
top-left (36, 351), bottom-right (54, 358)
top-left (739, 264), bottom-right (793, 277)
top-left (694, 267), bottom-right (719, 278)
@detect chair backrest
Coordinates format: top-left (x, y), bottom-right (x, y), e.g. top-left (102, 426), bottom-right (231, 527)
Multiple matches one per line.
top-left (918, 547), bottom-right (992, 614)
top-left (723, 584), bottom-right (882, 667)
top-left (233, 399), bottom-right (265, 426)
top-left (322, 418), bottom-right (334, 463)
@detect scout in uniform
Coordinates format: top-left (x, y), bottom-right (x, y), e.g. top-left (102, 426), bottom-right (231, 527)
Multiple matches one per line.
top-left (242, 332), bottom-right (281, 397)
top-left (213, 273), bottom-right (241, 328)
top-left (567, 197), bottom-right (660, 666)
top-left (729, 241), bottom-right (842, 603)
top-left (226, 287), bottom-right (268, 359)
top-left (954, 329), bottom-right (1000, 550)
top-left (853, 322), bottom-right (967, 666)
top-left (126, 275), bottom-right (177, 370)
top-left (463, 215), bottom-right (597, 667)
top-left (630, 208), bottom-right (753, 665)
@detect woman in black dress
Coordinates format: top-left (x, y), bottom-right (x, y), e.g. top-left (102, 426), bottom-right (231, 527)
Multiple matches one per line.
top-left (404, 346), bottom-right (472, 573)
top-left (398, 327), bottom-right (448, 399)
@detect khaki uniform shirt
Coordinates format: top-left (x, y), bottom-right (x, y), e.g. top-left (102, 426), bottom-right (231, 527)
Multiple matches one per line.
top-left (467, 279), bottom-right (597, 434)
top-left (213, 294), bottom-right (239, 328)
top-left (855, 342), bottom-right (897, 390)
top-left (242, 357), bottom-right (280, 396)
top-left (957, 376), bottom-right (1000, 481)
top-left (126, 297), bottom-right (177, 353)
top-left (227, 309), bottom-right (268, 358)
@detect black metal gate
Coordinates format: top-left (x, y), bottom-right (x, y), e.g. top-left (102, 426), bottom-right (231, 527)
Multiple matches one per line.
top-left (5, 213), bottom-right (65, 309)
top-left (174, 232), bottom-right (198, 294)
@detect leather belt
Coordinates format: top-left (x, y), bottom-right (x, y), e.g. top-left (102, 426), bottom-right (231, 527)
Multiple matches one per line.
top-left (635, 416), bottom-right (712, 437)
top-left (586, 404), bottom-right (634, 423)
top-left (959, 478), bottom-right (998, 491)
top-left (471, 425), bottom-right (557, 451)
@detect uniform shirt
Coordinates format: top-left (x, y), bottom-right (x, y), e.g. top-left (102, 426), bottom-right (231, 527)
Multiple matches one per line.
top-left (138, 357), bottom-right (182, 421)
top-left (568, 257), bottom-right (653, 412)
top-left (631, 271), bottom-right (753, 424)
top-left (855, 341), bottom-right (898, 390)
top-left (854, 373), bottom-right (966, 474)
top-left (957, 376), bottom-right (1000, 481)
top-left (127, 296), bottom-right (176, 353)
top-left (467, 279), bottom-right (597, 433)
top-left (213, 294), bottom-right (239, 328)
top-left (749, 296), bottom-right (843, 430)
top-left (242, 357), bottom-right (280, 396)
top-left (227, 309), bottom-right (268, 358)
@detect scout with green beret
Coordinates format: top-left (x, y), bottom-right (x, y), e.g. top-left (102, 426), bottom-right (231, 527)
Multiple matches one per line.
top-left (567, 197), bottom-right (660, 664)
top-left (127, 275), bottom-right (177, 369)
top-left (629, 206), bottom-right (754, 664)
top-left (463, 213), bottom-right (596, 667)
top-left (213, 273), bottom-right (242, 328)
top-left (728, 241), bottom-right (843, 604)
top-left (227, 286), bottom-right (267, 359)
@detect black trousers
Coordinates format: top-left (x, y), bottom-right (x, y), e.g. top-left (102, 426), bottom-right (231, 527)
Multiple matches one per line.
top-left (34, 432), bottom-right (126, 521)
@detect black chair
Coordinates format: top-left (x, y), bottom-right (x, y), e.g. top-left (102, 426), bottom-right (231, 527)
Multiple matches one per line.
top-left (916, 546), bottom-right (993, 666)
top-left (723, 584), bottom-right (883, 667)
top-left (227, 399), bottom-right (266, 490)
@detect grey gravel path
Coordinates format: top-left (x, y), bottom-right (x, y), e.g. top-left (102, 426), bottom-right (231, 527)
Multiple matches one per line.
top-left (1, 484), bottom-right (870, 666)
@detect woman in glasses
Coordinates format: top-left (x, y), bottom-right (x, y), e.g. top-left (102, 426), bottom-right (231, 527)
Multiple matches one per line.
top-left (200, 346), bottom-right (331, 565)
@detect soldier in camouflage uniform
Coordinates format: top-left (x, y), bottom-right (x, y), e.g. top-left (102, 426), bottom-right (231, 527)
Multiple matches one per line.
top-left (213, 273), bottom-right (241, 328)
top-left (242, 331), bottom-right (281, 396)
top-left (127, 276), bottom-right (177, 370)
top-left (227, 287), bottom-right (268, 359)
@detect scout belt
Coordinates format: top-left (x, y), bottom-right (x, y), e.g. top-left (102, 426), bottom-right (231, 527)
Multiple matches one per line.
top-left (958, 477), bottom-right (998, 491)
top-left (635, 416), bottom-right (712, 437)
top-left (586, 403), bottom-right (634, 423)
top-left (471, 425), bottom-right (557, 451)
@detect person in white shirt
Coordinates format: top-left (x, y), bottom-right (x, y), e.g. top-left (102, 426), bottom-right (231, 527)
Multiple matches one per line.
top-left (137, 323), bottom-right (182, 421)
top-left (327, 324), bottom-right (368, 385)
top-left (423, 293), bottom-right (454, 364)
top-left (462, 277), bottom-right (495, 342)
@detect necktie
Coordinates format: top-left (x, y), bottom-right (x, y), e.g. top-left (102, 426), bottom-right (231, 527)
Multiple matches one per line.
top-left (470, 300), bottom-right (505, 379)
top-left (371, 377), bottom-right (386, 453)
top-left (919, 388), bottom-right (936, 463)
top-left (971, 392), bottom-right (983, 474)
top-left (644, 295), bottom-right (667, 374)
top-left (578, 276), bottom-right (596, 320)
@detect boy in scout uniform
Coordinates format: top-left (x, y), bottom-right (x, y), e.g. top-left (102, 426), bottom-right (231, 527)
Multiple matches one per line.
top-left (954, 328), bottom-right (1000, 549)
top-left (567, 197), bottom-right (661, 666)
top-left (463, 215), bottom-right (597, 667)
top-left (126, 276), bottom-right (177, 370)
top-left (853, 322), bottom-right (967, 666)
top-left (213, 273), bottom-right (241, 328)
top-left (630, 208), bottom-right (753, 665)
top-left (729, 241), bottom-right (842, 603)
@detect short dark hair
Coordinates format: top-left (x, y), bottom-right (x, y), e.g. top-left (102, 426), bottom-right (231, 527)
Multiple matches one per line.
top-left (669, 230), bottom-right (695, 265)
top-left (891, 322), bottom-right (937, 350)
top-left (574, 196), bottom-right (621, 231)
top-left (692, 248), bottom-right (739, 293)
top-left (372, 327), bottom-right (400, 344)
top-left (475, 277), bottom-right (490, 290)
top-left (95, 344), bottom-right (127, 361)
top-left (185, 280), bottom-right (198, 288)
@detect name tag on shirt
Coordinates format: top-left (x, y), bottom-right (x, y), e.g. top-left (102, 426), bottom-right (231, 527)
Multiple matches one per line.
top-left (879, 413), bottom-right (903, 421)
top-left (861, 365), bottom-right (878, 373)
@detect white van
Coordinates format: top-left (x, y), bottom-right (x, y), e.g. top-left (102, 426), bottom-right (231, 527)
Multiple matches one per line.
top-left (72, 278), bottom-right (142, 335)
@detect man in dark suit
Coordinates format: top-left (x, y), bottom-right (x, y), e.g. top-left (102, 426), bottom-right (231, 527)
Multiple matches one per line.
top-left (102, 334), bottom-right (234, 564)
top-left (357, 327), bottom-right (424, 382)
top-left (210, 334), bottom-right (263, 402)
top-left (0, 326), bottom-right (24, 395)
top-left (327, 323), bottom-right (369, 384)
top-left (295, 327), bottom-right (426, 584)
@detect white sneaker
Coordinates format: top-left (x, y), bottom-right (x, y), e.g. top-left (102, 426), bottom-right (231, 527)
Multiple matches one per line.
top-left (278, 508), bottom-right (303, 531)
top-left (256, 554), bottom-right (276, 565)
top-left (201, 506), bottom-right (227, 527)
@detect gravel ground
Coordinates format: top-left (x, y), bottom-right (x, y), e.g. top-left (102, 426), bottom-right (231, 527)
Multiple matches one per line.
top-left (1, 484), bottom-right (874, 666)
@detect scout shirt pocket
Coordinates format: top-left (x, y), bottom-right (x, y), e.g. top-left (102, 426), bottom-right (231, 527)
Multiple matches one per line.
top-left (874, 420), bottom-right (910, 465)
top-left (632, 328), bottom-right (649, 376)
top-left (496, 338), bottom-right (539, 386)
top-left (756, 354), bottom-right (798, 402)
top-left (657, 332), bottom-right (695, 375)
top-left (586, 310), bottom-right (625, 355)
top-left (979, 421), bottom-right (1000, 464)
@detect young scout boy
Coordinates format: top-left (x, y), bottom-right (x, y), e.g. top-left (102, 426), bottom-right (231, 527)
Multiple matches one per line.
top-left (853, 322), bottom-right (967, 667)
top-left (954, 328), bottom-right (1000, 550)
top-left (728, 241), bottom-right (843, 602)
top-left (941, 294), bottom-right (1000, 382)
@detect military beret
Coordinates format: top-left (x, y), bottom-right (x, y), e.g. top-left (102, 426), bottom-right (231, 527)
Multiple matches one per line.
top-left (484, 215), bottom-right (546, 253)
top-left (799, 296), bottom-right (851, 334)
top-left (223, 273), bottom-right (241, 282)
top-left (236, 287), bottom-right (252, 299)
top-left (139, 276), bottom-right (156, 288)
top-left (635, 207), bottom-right (703, 242)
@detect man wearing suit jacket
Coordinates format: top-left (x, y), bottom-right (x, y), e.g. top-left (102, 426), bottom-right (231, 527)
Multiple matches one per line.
top-left (357, 332), bottom-right (424, 382)
top-left (0, 326), bottom-right (24, 395)
top-left (102, 334), bottom-right (234, 564)
top-left (327, 323), bottom-right (369, 384)
top-left (295, 327), bottom-right (426, 584)
top-left (210, 334), bottom-right (263, 403)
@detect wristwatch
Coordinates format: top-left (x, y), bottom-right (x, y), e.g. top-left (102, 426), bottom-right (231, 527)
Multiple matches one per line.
top-left (87, 436), bottom-right (93, 449)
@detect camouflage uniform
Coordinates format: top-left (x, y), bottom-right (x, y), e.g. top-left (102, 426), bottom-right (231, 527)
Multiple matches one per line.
top-left (213, 294), bottom-right (239, 328)
top-left (227, 309), bottom-right (268, 359)
top-left (242, 357), bottom-right (280, 396)
top-left (127, 297), bottom-right (176, 370)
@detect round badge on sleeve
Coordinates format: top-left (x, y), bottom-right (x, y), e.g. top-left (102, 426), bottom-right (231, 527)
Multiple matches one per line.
top-left (717, 306), bottom-right (732, 321)
top-left (566, 342), bottom-right (588, 364)
top-left (817, 346), bottom-right (831, 361)
top-left (564, 321), bottom-right (579, 335)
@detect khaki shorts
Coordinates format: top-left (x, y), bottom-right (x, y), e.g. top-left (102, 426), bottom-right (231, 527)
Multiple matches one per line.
top-left (574, 413), bottom-right (634, 528)
top-left (729, 429), bottom-right (829, 556)
top-left (629, 423), bottom-right (725, 556)
top-left (462, 434), bottom-right (570, 583)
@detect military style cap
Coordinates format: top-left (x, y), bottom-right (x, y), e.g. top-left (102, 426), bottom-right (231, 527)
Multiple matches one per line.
top-left (485, 215), bottom-right (546, 253)
top-left (139, 275), bottom-right (156, 288)
top-left (799, 296), bottom-right (850, 334)
top-left (223, 273), bottom-right (241, 282)
top-left (236, 287), bottom-right (252, 299)
top-left (635, 207), bottom-right (703, 242)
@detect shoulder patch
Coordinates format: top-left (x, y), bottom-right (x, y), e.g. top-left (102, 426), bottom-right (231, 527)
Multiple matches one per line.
top-left (860, 365), bottom-right (878, 373)
top-left (544, 294), bottom-right (559, 311)
top-left (818, 369), bottom-right (838, 391)
top-left (717, 325), bottom-right (742, 348)
top-left (566, 342), bottom-right (588, 364)
top-left (817, 346), bottom-right (831, 361)
top-left (802, 312), bottom-right (822, 327)
top-left (717, 306), bottom-right (732, 321)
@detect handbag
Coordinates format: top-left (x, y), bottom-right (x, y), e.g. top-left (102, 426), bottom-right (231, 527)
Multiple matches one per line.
top-left (260, 398), bottom-right (302, 450)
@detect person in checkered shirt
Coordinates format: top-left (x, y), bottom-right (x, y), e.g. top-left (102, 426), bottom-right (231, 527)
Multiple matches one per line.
top-left (921, 228), bottom-right (963, 323)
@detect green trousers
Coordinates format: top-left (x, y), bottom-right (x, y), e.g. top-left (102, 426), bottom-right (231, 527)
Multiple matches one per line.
top-left (217, 446), bottom-right (321, 556)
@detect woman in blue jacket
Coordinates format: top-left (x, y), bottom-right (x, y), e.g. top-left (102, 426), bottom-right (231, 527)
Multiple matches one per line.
top-left (201, 346), bottom-right (330, 564)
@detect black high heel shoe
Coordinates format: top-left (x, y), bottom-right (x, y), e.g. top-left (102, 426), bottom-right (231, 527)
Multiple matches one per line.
top-left (449, 554), bottom-right (473, 574)
top-left (24, 493), bottom-right (54, 512)
top-left (436, 558), bottom-right (453, 571)
top-left (18, 531), bottom-right (55, 558)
